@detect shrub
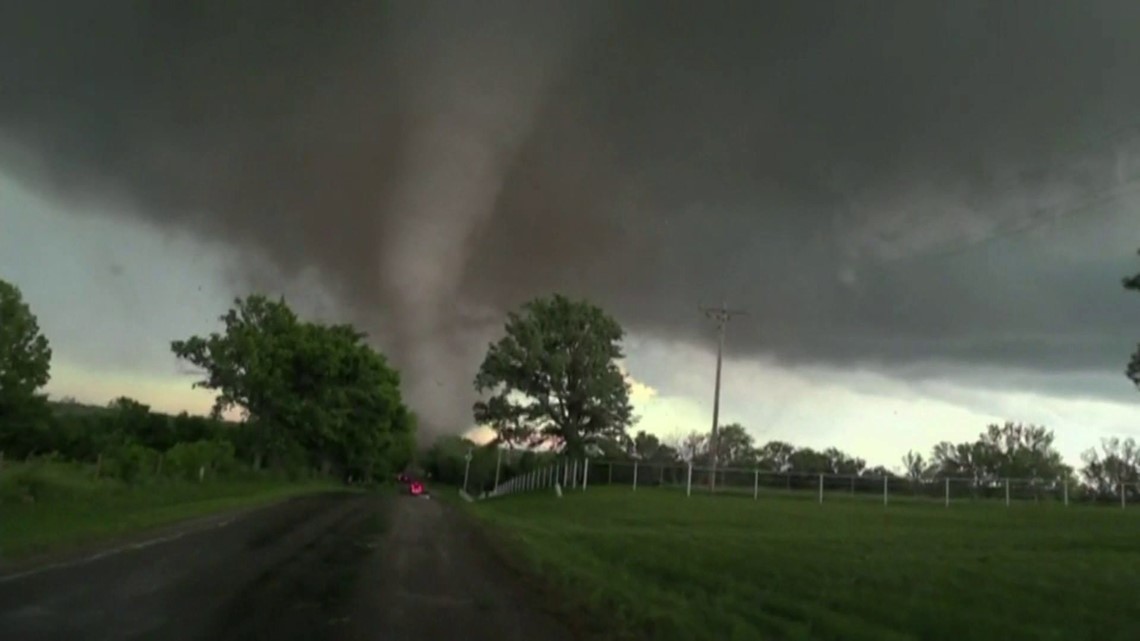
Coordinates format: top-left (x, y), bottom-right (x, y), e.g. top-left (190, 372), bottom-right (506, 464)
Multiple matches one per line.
top-left (0, 460), bottom-right (110, 504)
top-left (164, 439), bottom-right (237, 481)
top-left (102, 443), bottom-right (161, 484)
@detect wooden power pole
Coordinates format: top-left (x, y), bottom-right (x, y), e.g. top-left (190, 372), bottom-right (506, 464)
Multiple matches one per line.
top-left (700, 302), bottom-right (746, 492)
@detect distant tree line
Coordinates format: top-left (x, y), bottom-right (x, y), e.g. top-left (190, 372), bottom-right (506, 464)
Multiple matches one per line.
top-left (424, 421), bottom-right (1139, 502)
top-left (0, 279), bottom-right (415, 486)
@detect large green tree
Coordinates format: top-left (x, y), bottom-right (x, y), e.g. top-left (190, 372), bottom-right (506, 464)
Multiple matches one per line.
top-left (172, 295), bottom-right (301, 466)
top-left (172, 295), bottom-right (414, 478)
top-left (473, 294), bottom-right (634, 457)
top-left (0, 279), bottom-right (53, 457)
top-left (1126, 250), bottom-right (1140, 389)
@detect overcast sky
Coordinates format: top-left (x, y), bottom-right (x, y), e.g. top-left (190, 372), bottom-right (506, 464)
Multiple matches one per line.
top-left (2, 1), bottom-right (1139, 468)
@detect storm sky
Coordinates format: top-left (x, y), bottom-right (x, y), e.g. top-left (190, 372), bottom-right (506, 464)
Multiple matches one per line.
top-left (2, 1), bottom-right (1139, 464)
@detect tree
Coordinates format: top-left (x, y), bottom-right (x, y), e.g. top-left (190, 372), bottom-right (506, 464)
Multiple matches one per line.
top-left (712, 423), bottom-right (756, 466)
top-left (678, 431), bottom-right (708, 462)
top-left (788, 447), bottom-right (832, 474)
top-left (0, 280), bottom-right (53, 458)
top-left (902, 450), bottom-right (928, 483)
top-left (1126, 249), bottom-right (1140, 389)
top-left (822, 447), bottom-right (866, 475)
top-left (864, 465), bottom-right (897, 478)
top-left (173, 295), bottom-right (299, 415)
top-left (472, 294), bottom-right (634, 457)
top-left (631, 430), bottom-right (679, 462)
top-left (929, 422), bottom-right (1069, 483)
top-left (756, 440), bottom-right (795, 472)
top-left (106, 396), bottom-right (175, 451)
top-left (473, 394), bottom-right (533, 449)
top-left (172, 295), bottom-right (413, 478)
top-left (1080, 437), bottom-right (1139, 499)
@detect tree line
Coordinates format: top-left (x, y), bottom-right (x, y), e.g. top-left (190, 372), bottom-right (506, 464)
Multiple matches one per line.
top-left (424, 421), bottom-right (1139, 501)
top-left (0, 279), bottom-right (415, 486)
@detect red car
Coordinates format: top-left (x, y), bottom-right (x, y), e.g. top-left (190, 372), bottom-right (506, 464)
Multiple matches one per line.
top-left (396, 472), bottom-right (428, 496)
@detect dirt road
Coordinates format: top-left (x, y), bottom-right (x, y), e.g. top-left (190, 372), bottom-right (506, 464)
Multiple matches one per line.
top-left (0, 492), bottom-right (575, 641)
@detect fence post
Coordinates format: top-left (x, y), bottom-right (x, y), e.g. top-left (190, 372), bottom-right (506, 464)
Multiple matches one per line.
top-left (818, 473), bottom-right (824, 504)
top-left (754, 467), bottom-right (759, 500)
top-left (945, 477), bottom-right (950, 508)
top-left (632, 460), bottom-right (639, 491)
top-left (1122, 482), bottom-right (1127, 509)
top-left (1063, 480), bottom-right (1068, 506)
top-left (883, 475), bottom-right (888, 506)
top-left (583, 459), bottom-right (590, 491)
top-left (1005, 478), bottom-right (1010, 507)
top-left (686, 462), bottom-right (693, 497)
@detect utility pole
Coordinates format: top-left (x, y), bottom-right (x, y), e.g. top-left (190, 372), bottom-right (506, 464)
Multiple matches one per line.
top-left (462, 446), bottom-right (473, 495)
top-left (700, 302), bottom-right (746, 492)
top-left (493, 443), bottom-right (504, 493)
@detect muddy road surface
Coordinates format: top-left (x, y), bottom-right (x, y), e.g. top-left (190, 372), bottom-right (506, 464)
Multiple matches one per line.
top-left (0, 492), bottom-right (574, 641)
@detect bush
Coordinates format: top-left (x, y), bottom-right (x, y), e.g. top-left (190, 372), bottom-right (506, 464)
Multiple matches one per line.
top-left (0, 460), bottom-right (110, 504)
top-left (101, 443), bottom-right (161, 484)
top-left (164, 439), bottom-right (237, 481)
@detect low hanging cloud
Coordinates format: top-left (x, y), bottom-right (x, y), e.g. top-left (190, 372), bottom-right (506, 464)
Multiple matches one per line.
top-left (2, 1), bottom-right (1140, 433)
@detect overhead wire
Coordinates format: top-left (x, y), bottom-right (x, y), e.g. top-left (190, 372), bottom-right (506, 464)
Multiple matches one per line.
top-left (859, 122), bottom-right (1140, 267)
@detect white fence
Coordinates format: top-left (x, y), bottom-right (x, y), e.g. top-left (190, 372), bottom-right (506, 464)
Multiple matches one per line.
top-left (489, 459), bottom-right (1140, 508)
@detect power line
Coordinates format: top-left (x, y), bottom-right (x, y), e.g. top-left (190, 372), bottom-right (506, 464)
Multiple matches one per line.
top-left (870, 176), bottom-right (1140, 267)
top-left (844, 122), bottom-right (1140, 268)
top-left (700, 302), bottom-right (747, 493)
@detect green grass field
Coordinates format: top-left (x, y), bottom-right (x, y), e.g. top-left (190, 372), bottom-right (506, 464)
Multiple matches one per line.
top-left (469, 487), bottom-right (1140, 641)
top-left (0, 463), bottom-right (341, 561)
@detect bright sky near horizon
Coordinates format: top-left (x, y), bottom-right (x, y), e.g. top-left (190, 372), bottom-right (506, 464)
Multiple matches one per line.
top-left (4, 175), bottom-right (1138, 471)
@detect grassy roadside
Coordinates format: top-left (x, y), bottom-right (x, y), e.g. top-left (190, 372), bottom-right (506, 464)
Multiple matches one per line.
top-left (0, 463), bottom-right (344, 562)
top-left (466, 487), bottom-right (1140, 641)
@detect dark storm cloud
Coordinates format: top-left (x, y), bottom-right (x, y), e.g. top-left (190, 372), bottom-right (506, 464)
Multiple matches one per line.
top-left (2, 1), bottom-right (1140, 431)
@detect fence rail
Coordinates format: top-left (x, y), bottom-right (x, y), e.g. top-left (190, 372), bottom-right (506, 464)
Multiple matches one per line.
top-left (488, 459), bottom-right (1139, 508)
